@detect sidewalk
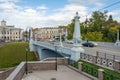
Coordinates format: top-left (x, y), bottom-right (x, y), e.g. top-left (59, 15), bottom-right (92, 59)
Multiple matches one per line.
top-left (22, 65), bottom-right (92, 80)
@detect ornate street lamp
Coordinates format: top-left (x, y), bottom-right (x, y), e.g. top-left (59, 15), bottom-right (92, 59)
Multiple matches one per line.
top-left (58, 29), bottom-right (63, 46)
top-left (25, 47), bottom-right (28, 74)
top-left (54, 45), bottom-right (57, 71)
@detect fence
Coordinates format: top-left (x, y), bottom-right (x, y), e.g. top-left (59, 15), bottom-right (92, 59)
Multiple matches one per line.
top-left (103, 71), bottom-right (120, 80)
top-left (96, 51), bottom-right (120, 61)
top-left (82, 63), bottom-right (98, 77)
top-left (80, 53), bottom-right (120, 72)
top-left (78, 62), bottom-right (120, 80)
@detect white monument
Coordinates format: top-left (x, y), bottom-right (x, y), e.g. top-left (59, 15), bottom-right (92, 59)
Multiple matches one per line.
top-left (65, 28), bottom-right (68, 42)
top-left (29, 27), bottom-right (34, 51)
top-left (59, 29), bottom-right (63, 46)
top-left (73, 12), bottom-right (82, 47)
top-left (115, 30), bottom-right (120, 47)
top-left (71, 12), bottom-right (85, 61)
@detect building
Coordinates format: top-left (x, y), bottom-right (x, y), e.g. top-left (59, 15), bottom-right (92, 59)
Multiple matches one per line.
top-left (33, 26), bottom-right (66, 41)
top-left (0, 20), bottom-right (23, 41)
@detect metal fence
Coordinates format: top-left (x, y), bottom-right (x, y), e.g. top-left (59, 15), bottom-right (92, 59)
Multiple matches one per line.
top-left (103, 71), bottom-right (120, 80)
top-left (96, 51), bottom-right (120, 61)
top-left (82, 63), bottom-right (98, 77)
top-left (80, 53), bottom-right (120, 72)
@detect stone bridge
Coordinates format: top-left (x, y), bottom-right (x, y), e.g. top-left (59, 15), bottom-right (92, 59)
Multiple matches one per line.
top-left (29, 12), bottom-right (85, 61)
top-left (29, 40), bottom-right (84, 61)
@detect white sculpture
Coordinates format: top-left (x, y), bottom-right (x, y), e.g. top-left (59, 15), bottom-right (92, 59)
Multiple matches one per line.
top-left (71, 12), bottom-right (85, 61)
top-left (115, 30), bottom-right (120, 47)
top-left (73, 12), bottom-right (82, 47)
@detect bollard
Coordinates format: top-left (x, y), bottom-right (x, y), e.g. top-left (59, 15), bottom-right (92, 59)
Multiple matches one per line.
top-left (78, 62), bottom-right (83, 72)
top-left (98, 69), bottom-right (104, 80)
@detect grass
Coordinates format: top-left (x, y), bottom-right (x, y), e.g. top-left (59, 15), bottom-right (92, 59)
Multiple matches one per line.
top-left (0, 42), bottom-right (37, 68)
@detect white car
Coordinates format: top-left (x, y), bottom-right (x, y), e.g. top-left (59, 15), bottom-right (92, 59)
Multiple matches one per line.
top-left (66, 40), bottom-right (73, 44)
top-left (91, 42), bottom-right (98, 46)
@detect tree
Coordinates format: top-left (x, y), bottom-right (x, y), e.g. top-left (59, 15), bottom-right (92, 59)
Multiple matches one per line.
top-left (82, 32), bottom-right (103, 41)
top-left (67, 19), bottom-right (75, 39)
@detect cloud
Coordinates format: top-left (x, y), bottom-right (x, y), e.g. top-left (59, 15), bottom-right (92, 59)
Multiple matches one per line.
top-left (3, 0), bottom-right (118, 30)
top-left (48, 4), bottom-right (87, 23)
top-left (0, 0), bottom-right (88, 30)
top-left (0, 0), bottom-right (21, 3)
top-left (37, 5), bottom-right (48, 10)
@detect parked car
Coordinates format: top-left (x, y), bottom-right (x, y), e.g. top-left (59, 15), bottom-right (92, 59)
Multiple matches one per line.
top-left (82, 42), bottom-right (94, 47)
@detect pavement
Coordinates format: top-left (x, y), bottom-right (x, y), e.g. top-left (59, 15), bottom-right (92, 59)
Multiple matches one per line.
top-left (22, 65), bottom-right (92, 80)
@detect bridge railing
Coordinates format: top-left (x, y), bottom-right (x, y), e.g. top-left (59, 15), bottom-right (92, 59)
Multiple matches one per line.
top-left (80, 53), bottom-right (120, 73)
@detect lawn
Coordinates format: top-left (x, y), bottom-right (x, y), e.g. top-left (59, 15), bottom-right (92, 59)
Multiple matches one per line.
top-left (0, 42), bottom-right (37, 68)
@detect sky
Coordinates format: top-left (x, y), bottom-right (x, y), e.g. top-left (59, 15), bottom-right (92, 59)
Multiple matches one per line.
top-left (0, 0), bottom-right (120, 29)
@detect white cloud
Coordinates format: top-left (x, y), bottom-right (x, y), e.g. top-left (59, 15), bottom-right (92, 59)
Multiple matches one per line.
top-left (0, 0), bottom-right (21, 3)
top-left (2, 0), bottom-right (116, 30)
top-left (37, 5), bottom-right (48, 10)
top-left (0, 0), bottom-right (88, 30)
top-left (48, 4), bottom-right (87, 23)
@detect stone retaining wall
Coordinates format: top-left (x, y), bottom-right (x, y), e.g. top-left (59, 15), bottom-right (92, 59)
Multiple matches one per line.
top-left (5, 57), bottom-right (69, 80)
top-left (28, 61), bottom-right (56, 72)
top-left (6, 62), bottom-right (25, 80)
top-left (6, 61), bottom-right (56, 80)
top-left (0, 67), bottom-right (15, 80)
top-left (42, 57), bottom-right (69, 65)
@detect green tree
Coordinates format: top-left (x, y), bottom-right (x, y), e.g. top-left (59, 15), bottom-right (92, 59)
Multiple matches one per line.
top-left (67, 19), bottom-right (75, 39)
top-left (83, 32), bottom-right (103, 41)
top-left (89, 11), bottom-right (107, 32)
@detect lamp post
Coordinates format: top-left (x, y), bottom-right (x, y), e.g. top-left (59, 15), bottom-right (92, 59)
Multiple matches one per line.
top-left (59, 29), bottom-right (63, 46)
top-left (25, 27), bottom-right (31, 42)
top-left (25, 47), bottom-right (28, 74)
top-left (55, 45), bottom-right (57, 71)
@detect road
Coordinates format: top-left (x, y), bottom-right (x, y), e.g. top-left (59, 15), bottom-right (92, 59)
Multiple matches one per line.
top-left (39, 40), bottom-right (120, 60)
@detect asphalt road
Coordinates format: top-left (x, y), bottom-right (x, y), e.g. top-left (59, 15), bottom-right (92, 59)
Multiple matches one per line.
top-left (38, 40), bottom-right (120, 60)
top-left (52, 41), bottom-right (120, 58)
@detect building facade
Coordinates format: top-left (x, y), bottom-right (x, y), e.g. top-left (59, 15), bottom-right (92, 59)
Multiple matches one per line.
top-left (0, 20), bottom-right (23, 41)
top-left (33, 26), bottom-right (66, 41)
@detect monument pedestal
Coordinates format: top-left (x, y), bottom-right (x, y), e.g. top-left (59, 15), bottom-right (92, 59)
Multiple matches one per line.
top-left (29, 39), bottom-right (34, 51)
top-left (70, 12), bottom-right (85, 61)
top-left (71, 46), bottom-right (85, 61)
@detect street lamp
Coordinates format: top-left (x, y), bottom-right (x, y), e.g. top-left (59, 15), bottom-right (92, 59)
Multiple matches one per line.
top-left (59, 29), bottom-right (63, 46)
top-left (55, 45), bottom-right (57, 71)
top-left (25, 47), bottom-right (28, 74)
top-left (25, 27), bottom-right (32, 42)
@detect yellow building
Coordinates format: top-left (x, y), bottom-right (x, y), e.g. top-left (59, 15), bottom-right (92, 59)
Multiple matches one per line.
top-left (33, 26), bottom-right (66, 41)
top-left (0, 20), bottom-right (23, 41)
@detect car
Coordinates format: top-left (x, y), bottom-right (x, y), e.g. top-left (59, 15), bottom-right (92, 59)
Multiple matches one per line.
top-left (82, 42), bottom-right (94, 47)
top-left (91, 42), bottom-right (98, 46)
top-left (66, 40), bottom-right (73, 44)
top-left (49, 39), bottom-right (56, 42)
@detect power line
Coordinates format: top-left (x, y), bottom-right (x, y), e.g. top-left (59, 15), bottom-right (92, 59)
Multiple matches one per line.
top-left (81, 0), bottom-right (120, 18)
top-left (98, 0), bottom-right (120, 11)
